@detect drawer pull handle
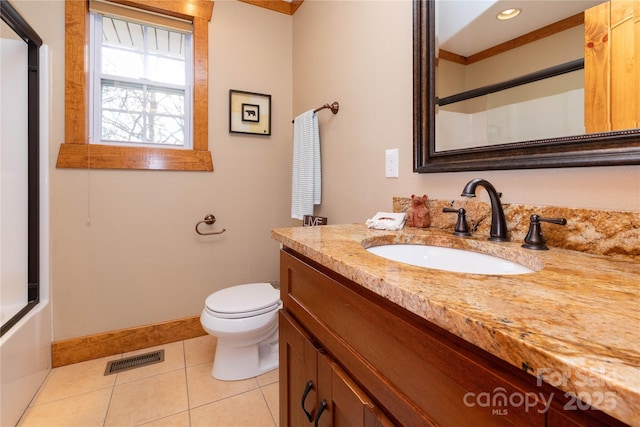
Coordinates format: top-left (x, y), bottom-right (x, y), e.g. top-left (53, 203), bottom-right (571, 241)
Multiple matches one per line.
top-left (301, 380), bottom-right (314, 421)
top-left (314, 400), bottom-right (328, 426)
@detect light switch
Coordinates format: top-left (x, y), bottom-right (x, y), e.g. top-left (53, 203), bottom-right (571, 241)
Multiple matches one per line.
top-left (385, 149), bottom-right (399, 178)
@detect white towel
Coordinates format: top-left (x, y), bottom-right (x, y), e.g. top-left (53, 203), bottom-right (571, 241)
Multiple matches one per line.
top-left (291, 110), bottom-right (321, 220)
top-left (366, 212), bottom-right (407, 230)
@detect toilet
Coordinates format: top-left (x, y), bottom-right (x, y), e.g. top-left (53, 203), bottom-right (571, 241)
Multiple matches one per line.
top-left (200, 282), bottom-right (282, 381)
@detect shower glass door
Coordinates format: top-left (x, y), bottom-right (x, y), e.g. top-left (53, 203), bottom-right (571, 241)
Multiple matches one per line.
top-left (1, 1), bottom-right (41, 336)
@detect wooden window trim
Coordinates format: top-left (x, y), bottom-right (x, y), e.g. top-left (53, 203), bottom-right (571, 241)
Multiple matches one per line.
top-left (57, 0), bottom-right (214, 171)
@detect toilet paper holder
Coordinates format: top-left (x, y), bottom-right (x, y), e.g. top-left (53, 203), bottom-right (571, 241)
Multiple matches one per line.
top-left (195, 214), bottom-right (226, 235)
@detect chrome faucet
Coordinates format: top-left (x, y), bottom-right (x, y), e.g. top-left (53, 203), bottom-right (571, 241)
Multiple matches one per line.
top-left (461, 178), bottom-right (508, 242)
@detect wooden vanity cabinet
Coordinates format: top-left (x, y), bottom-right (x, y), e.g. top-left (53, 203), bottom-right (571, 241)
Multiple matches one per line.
top-left (278, 248), bottom-right (626, 427)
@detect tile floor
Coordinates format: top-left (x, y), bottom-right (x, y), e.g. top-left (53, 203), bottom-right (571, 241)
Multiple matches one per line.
top-left (17, 335), bottom-right (279, 427)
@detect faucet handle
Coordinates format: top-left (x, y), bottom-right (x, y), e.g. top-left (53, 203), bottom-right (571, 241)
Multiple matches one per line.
top-left (443, 207), bottom-right (472, 236)
top-left (538, 216), bottom-right (567, 226)
top-left (522, 214), bottom-right (567, 250)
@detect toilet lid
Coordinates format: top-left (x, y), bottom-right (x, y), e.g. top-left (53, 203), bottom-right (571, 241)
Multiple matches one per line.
top-left (205, 283), bottom-right (280, 318)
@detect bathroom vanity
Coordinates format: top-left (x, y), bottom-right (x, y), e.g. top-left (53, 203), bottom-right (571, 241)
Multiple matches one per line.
top-left (272, 224), bottom-right (638, 426)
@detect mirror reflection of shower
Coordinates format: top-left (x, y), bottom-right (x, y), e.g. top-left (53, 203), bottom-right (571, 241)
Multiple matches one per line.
top-left (433, 0), bottom-right (639, 151)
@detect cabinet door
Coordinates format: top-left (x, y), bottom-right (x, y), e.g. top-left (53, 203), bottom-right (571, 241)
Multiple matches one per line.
top-left (316, 353), bottom-right (393, 427)
top-left (280, 311), bottom-right (319, 426)
top-left (280, 311), bottom-right (393, 427)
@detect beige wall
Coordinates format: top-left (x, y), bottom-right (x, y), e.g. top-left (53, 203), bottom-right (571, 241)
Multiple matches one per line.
top-left (13, 0), bottom-right (294, 340)
top-left (293, 0), bottom-right (639, 227)
top-left (10, 0), bottom-right (640, 341)
top-left (465, 26), bottom-right (585, 89)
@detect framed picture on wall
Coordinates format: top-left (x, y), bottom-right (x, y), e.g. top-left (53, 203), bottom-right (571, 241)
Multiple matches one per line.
top-left (229, 90), bottom-right (271, 135)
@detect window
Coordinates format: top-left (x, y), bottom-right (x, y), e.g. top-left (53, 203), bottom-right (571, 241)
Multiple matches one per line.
top-left (57, 0), bottom-right (213, 171)
top-left (91, 7), bottom-right (192, 148)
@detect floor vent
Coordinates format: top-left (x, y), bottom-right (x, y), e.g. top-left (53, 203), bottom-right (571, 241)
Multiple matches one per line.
top-left (104, 350), bottom-right (164, 376)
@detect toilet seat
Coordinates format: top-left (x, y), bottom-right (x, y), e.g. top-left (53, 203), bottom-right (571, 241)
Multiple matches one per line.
top-left (205, 283), bottom-right (280, 319)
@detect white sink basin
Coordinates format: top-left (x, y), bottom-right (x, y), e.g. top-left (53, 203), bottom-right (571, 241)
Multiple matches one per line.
top-left (366, 244), bottom-right (534, 275)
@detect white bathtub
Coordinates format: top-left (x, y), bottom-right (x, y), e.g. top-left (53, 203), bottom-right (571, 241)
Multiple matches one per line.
top-left (0, 301), bottom-right (51, 426)
top-left (0, 45), bottom-right (52, 427)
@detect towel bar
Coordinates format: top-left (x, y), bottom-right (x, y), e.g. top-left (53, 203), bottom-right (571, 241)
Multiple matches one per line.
top-left (292, 102), bottom-right (339, 123)
top-left (196, 214), bottom-right (226, 235)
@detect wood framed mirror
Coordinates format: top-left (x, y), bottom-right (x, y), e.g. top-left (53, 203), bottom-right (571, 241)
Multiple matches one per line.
top-left (413, 0), bottom-right (640, 173)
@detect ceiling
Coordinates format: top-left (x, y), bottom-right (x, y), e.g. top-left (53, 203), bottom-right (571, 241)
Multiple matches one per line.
top-left (239, 0), bottom-right (607, 55)
top-left (437, 0), bottom-right (606, 57)
top-left (238, 0), bottom-right (304, 15)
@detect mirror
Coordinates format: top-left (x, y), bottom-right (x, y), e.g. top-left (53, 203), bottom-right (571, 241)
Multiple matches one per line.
top-left (413, 0), bottom-right (640, 172)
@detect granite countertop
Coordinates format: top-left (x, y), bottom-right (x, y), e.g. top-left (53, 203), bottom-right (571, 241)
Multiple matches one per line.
top-left (271, 223), bottom-right (640, 426)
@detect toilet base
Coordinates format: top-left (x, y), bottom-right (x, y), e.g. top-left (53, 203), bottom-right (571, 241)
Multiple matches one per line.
top-left (212, 328), bottom-right (279, 381)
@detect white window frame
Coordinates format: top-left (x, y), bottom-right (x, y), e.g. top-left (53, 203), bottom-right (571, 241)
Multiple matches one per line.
top-left (89, 9), bottom-right (194, 149)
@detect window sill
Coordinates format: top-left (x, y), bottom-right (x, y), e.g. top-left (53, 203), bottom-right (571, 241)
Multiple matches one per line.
top-left (56, 143), bottom-right (213, 171)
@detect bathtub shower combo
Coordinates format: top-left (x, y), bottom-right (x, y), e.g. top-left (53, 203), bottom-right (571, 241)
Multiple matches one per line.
top-left (1, 2), bottom-right (51, 426)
